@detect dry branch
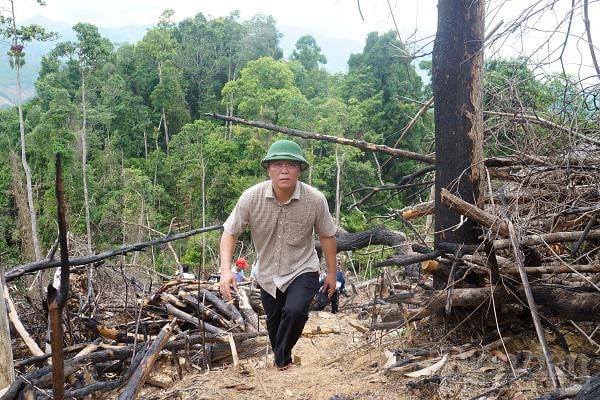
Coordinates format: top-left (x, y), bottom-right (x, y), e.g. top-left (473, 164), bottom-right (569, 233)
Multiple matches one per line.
top-left (388, 285), bottom-right (600, 321)
top-left (5, 225), bottom-right (223, 282)
top-left (440, 188), bottom-right (509, 237)
top-left (208, 113), bottom-right (436, 164)
top-left (118, 319), bottom-right (177, 400)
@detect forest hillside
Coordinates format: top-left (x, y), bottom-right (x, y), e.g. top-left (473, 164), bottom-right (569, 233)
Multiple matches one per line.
top-left (1, 2), bottom-right (599, 399)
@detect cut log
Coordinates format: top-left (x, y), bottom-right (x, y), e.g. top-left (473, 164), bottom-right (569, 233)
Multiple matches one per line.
top-left (440, 188), bottom-right (509, 237)
top-left (398, 201), bottom-right (434, 220)
top-left (164, 303), bottom-right (226, 335)
top-left (236, 288), bottom-right (259, 332)
top-left (178, 292), bottom-right (238, 331)
top-left (118, 319), bottom-right (177, 400)
top-left (388, 285), bottom-right (600, 321)
top-left (191, 289), bottom-right (244, 328)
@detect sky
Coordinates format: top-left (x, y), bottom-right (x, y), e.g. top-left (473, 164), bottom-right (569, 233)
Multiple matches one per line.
top-left (8, 0), bottom-right (439, 46)
top-left (4, 0), bottom-right (600, 82)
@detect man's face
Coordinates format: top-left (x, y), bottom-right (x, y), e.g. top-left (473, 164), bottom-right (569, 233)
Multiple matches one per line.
top-left (268, 160), bottom-right (301, 191)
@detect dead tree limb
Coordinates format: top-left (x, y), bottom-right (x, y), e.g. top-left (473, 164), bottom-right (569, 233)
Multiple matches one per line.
top-left (316, 224), bottom-right (411, 256)
top-left (485, 111), bottom-right (600, 146)
top-left (583, 0), bottom-right (600, 76)
top-left (388, 285), bottom-right (600, 321)
top-left (506, 220), bottom-right (559, 389)
top-left (207, 113), bottom-right (436, 164)
top-left (236, 287), bottom-right (259, 332)
top-left (397, 201), bottom-right (434, 220)
top-left (164, 303), bottom-right (225, 335)
top-left (3, 287), bottom-right (45, 359)
top-left (49, 154), bottom-right (70, 400)
top-left (179, 292), bottom-right (239, 331)
top-left (193, 288), bottom-right (244, 326)
top-left (465, 254), bottom-right (600, 275)
top-left (493, 230), bottom-right (600, 250)
top-left (571, 210), bottom-right (599, 255)
top-left (5, 225), bottom-right (223, 282)
top-left (440, 188), bottom-right (509, 237)
top-left (118, 319), bottom-right (177, 400)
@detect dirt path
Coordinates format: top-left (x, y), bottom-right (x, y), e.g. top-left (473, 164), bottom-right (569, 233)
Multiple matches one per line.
top-left (136, 311), bottom-right (407, 400)
top-left (131, 309), bottom-right (595, 400)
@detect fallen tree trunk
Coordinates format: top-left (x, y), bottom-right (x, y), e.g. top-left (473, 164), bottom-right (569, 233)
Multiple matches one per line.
top-left (316, 224), bottom-right (410, 256)
top-left (237, 288), bottom-right (259, 332)
top-left (118, 319), bottom-right (177, 400)
top-left (208, 113), bottom-right (436, 164)
top-left (493, 230), bottom-right (600, 250)
top-left (5, 225), bottom-right (223, 282)
top-left (164, 303), bottom-right (226, 335)
top-left (465, 255), bottom-right (600, 275)
top-left (389, 285), bottom-right (600, 321)
top-left (440, 188), bottom-right (510, 237)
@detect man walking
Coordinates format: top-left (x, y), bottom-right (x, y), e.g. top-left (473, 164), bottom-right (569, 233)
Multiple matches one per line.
top-left (219, 139), bottom-right (338, 370)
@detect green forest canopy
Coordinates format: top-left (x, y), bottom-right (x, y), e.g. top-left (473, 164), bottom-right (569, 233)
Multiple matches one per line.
top-left (0, 10), bottom-right (592, 274)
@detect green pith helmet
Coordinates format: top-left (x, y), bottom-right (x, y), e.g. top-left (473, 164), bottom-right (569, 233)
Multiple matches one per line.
top-left (261, 140), bottom-right (309, 171)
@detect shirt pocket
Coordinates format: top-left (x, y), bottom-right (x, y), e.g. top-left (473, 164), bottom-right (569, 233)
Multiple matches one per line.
top-left (285, 221), bottom-right (312, 246)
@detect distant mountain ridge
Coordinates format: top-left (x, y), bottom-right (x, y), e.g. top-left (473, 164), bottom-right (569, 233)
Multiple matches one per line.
top-left (0, 15), bottom-right (362, 108)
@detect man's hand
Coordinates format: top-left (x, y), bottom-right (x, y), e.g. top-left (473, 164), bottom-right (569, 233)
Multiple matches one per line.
top-left (219, 271), bottom-right (237, 301)
top-left (322, 272), bottom-right (337, 299)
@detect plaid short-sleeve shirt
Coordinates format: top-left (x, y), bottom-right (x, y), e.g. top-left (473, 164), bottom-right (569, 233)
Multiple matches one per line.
top-left (223, 180), bottom-right (337, 297)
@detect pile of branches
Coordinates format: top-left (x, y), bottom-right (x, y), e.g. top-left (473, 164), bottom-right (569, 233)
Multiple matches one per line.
top-left (3, 278), bottom-right (267, 399)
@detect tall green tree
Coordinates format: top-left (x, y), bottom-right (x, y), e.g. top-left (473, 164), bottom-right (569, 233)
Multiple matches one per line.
top-left (136, 10), bottom-right (189, 154)
top-left (290, 35), bottom-right (327, 71)
top-left (53, 22), bottom-right (112, 255)
top-left (221, 56), bottom-right (306, 124)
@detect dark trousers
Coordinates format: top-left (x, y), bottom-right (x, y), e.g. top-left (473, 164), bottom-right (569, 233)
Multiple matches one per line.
top-left (260, 272), bottom-right (319, 368)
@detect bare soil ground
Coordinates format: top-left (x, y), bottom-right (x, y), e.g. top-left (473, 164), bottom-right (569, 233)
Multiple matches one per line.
top-left (124, 308), bottom-right (594, 400)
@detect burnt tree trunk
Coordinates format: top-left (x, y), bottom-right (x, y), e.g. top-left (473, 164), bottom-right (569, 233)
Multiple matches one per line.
top-left (432, 0), bottom-right (485, 287)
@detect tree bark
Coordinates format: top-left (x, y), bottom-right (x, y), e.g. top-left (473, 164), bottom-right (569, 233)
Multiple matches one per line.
top-left (432, 0), bottom-right (485, 287)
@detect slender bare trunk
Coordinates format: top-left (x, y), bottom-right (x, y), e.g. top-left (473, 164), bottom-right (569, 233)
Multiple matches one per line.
top-left (334, 145), bottom-right (342, 228)
top-left (133, 195), bottom-right (145, 265)
top-left (81, 75), bottom-right (92, 255)
top-left (80, 72), bottom-right (95, 309)
top-left (10, 3), bottom-right (41, 262)
top-left (143, 129), bottom-right (148, 159)
top-left (157, 62), bottom-right (169, 154)
top-left (201, 157), bottom-right (207, 268)
top-left (162, 107), bottom-right (169, 154)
